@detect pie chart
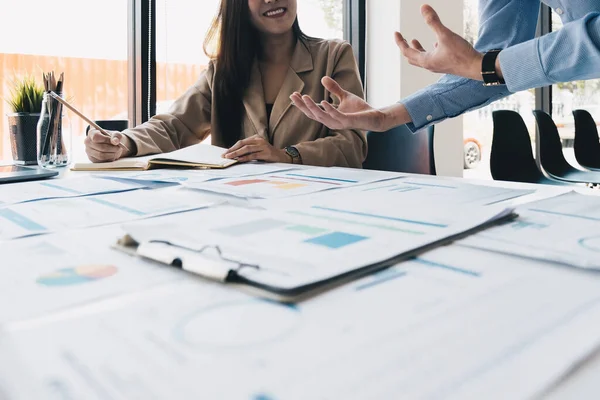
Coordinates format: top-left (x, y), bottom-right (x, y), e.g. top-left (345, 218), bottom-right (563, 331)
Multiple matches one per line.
top-left (37, 265), bottom-right (118, 286)
top-left (173, 300), bottom-right (300, 351)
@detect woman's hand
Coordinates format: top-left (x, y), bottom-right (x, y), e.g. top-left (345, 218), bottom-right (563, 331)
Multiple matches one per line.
top-left (222, 135), bottom-right (290, 163)
top-left (84, 129), bottom-right (134, 163)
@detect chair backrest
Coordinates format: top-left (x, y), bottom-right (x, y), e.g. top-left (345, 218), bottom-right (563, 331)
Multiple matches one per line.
top-left (490, 110), bottom-right (545, 183)
top-left (573, 109), bottom-right (600, 169)
top-left (363, 125), bottom-right (436, 175)
top-left (533, 110), bottom-right (574, 177)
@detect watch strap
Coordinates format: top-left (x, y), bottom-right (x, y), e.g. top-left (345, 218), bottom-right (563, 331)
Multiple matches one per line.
top-left (482, 49), bottom-right (505, 86)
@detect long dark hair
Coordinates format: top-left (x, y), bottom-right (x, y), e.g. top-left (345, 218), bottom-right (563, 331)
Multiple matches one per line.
top-left (204, 0), bottom-right (308, 147)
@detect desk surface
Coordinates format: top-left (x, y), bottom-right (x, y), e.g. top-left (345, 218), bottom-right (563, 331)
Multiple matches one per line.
top-left (1, 158), bottom-right (600, 399)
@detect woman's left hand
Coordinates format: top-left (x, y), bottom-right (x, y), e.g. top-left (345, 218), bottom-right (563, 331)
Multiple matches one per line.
top-left (222, 135), bottom-right (291, 163)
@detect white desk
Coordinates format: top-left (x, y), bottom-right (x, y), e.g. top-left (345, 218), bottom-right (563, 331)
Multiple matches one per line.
top-left (1, 159), bottom-right (600, 399)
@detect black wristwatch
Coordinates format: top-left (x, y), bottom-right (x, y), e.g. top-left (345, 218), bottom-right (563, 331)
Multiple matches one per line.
top-left (481, 49), bottom-right (506, 86)
top-left (284, 146), bottom-right (302, 164)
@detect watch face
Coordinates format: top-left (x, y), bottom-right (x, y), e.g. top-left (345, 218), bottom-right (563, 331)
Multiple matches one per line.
top-left (286, 146), bottom-right (300, 158)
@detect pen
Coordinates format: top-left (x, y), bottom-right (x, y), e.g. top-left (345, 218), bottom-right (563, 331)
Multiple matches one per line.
top-left (48, 91), bottom-right (130, 152)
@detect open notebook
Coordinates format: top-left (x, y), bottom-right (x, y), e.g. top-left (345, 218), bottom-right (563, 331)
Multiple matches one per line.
top-left (72, 144), bottom-right (237, 171)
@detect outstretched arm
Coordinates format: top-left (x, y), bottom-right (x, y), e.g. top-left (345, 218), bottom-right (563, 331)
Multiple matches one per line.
top-left (291, 76), bottom-right (411, 132)
top-left (293, 1), bottom-right (541, 132)
top-left (499, 12), bottom-right (600, 92)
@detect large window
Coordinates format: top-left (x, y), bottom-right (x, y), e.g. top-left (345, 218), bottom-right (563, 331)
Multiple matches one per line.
top-left (155, 0), bottom-right (219, 117)
top-left (299, 0), bottom-right (345, 39)
top-left (462, 0), bottom-right (536, 179)
top-left (463, 3), bottom-right (600, 179)
top-left (0, 0), bottom-right (358, 161)
top-left (551, 10), bottom-right (600, 154)
top-left (0, 0), bottom-right (129, 160)
top-left (155, 0), bottom-right (346, 117)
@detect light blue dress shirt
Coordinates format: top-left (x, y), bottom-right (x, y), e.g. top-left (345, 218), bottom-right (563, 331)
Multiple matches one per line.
top-left (400, 0), bottom-right (600, 132)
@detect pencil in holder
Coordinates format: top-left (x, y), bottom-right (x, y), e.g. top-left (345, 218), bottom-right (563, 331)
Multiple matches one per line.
top-left (37, 91), bottom-right (72, 168)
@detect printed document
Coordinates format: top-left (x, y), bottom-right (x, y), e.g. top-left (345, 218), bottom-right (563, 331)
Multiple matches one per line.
top-left (0, 188), bottom-right (221, 241)
top-left (0, 176), bottom-right (147, 206)
top-left (120, 201), bottom-right (513, 290)
top-left (461, 191), bottom-right (600, 269)
top-left (184, 167), bottom-right (402, 199)
top-left (98, 163), bottom-right (298, 185)
top-left (0, 226), bottom-right (183, 323)
top-left (275, 166), bottom-right (401, 185)
top-left (272, 176), bottom-right (536, 208)
top-left (2, 246), bottom-right (600, 399)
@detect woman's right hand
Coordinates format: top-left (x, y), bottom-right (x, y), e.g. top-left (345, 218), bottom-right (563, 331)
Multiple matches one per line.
top-left (84, 129), bottom-right (134, 163)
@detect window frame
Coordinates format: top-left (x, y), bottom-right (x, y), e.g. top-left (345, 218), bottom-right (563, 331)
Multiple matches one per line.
top-left (534, 4), bottom-right (552, 162)
top-left (535, 4), bottom-right (552, 114)
top-left (345, 0), bottom-right (367, 83)
top-left (129, 0), bottom-right (156, 127)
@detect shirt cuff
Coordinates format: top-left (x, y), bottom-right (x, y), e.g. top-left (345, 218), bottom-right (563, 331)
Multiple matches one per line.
top-left (498, 38), bottom-right (548, 92)
top-left (399, 90), bottom-right (446, 133)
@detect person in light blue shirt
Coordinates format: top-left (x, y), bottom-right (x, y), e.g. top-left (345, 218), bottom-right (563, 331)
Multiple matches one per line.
top-left (290, 1), bottom-right (600, 133)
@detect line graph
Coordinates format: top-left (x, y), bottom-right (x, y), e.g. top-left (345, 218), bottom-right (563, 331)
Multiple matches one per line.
top-left (172, 300), bottom-right (300, 351)
top-left (579, 236), bottom-right (600, 253)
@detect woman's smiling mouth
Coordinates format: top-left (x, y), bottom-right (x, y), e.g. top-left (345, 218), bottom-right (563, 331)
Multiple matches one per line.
top-left (264, 7), bottom-right (287, 18)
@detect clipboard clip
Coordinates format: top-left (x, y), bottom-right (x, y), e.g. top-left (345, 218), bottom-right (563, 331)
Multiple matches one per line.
top-left (136, 240), bottom-right (260, 282)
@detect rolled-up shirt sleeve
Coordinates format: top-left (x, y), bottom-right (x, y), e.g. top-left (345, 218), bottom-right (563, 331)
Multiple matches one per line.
top-left (500, 12), bottom-right (600, 92)
top-left (400, 0), bottom-right (540, 132)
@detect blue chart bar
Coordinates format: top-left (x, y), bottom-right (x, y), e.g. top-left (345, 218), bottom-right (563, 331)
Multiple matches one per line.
top-left (284, 173), bottom-right (358, 184)
top-left (402, 181), bottom-right (457, 189)
top-left (362, 184), bottom-right (397, 192)
top-left (39, 182), bottom-right (82, 194)
top-left (312, 206), bottom-right (448, 228)
top-left (216, 219), bottom-right (288, 237)
top-left (511, 220), bottom-right (549, 230)
top-left (305, 232), bottom-right (367, 249)
top-left (529, 208), bottom-right (600, 222)
top-left (86, 198), bottom-right (146, 216)
top-left (252, 394), bottom-right (277, 400)
top-left (355, 270), bottom-right (408, 291)
top-left (414, 258), bottom-right (481, 277)
top-left (0, 209), bottom-right (47, 231)
top-left (390, 187), bottom-right (421, 193)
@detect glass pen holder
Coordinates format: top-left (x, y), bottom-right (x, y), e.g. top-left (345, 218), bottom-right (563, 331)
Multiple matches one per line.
top-left (37, 92), bottom-right (72, 168)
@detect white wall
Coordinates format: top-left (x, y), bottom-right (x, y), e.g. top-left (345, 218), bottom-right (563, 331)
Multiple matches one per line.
top-left (366, 0), bottom-right (464, 177)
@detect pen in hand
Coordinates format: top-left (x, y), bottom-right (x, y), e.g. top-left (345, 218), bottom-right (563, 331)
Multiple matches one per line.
top-left (48, 91), bottom-right (131, 153)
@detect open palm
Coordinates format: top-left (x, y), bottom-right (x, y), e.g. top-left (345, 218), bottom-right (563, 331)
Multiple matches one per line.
top-left (291, 77), bottom-right (387, 131)
top-left (395, 5), bottom-right (484, 81)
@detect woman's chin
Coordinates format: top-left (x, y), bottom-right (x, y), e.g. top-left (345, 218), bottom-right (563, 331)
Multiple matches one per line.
top-left (258, 17), bottom-right (296, 36)
top-left (261, 26), bottom-right (295, 36)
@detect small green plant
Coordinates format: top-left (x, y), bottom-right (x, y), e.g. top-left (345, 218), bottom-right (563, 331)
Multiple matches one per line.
top-left (6, 75), bottom-right (44, 113)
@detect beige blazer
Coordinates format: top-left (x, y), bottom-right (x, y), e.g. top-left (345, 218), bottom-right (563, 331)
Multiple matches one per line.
top-left (122, 38), bottom-right (367, 168)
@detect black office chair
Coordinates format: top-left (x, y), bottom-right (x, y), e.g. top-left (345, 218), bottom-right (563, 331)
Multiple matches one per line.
top-left (573, 109), bottom-right (600, 170)
top-left (533, 110), bottom-right (600, 184)
top-left (363, 125), bottom-right (436, 175)
top-left (490, 110), bottom-right (565, 185)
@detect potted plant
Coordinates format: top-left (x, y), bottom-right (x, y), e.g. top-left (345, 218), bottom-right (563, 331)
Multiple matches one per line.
top-left (5, 75), bottom-right (44, 165)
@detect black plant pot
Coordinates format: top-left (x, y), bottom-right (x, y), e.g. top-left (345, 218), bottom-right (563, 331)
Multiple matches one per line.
top-left (7, 112), bottom-right (40, 165)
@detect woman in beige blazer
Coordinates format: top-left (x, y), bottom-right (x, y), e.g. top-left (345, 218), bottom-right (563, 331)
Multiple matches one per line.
top-left (85, 0), bottom-right (367, 168)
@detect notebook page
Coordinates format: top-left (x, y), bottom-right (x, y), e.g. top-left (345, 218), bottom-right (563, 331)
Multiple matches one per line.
top-left (71, 155), bottom-right (155, 171)
top-left (152, 144), bottom-right (234, 167)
